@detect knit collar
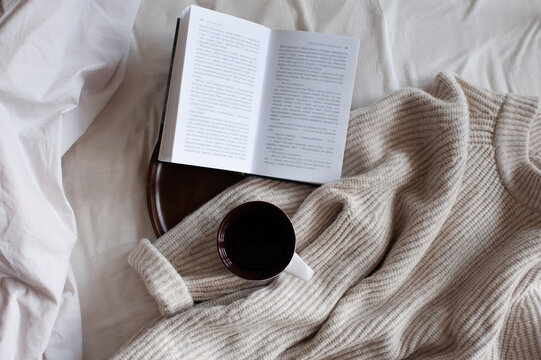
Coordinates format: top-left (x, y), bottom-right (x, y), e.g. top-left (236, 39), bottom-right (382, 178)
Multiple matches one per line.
top-left (443, 73), bottom-right (541, 212)
top-left (494, 94), bottom-right (541, 212)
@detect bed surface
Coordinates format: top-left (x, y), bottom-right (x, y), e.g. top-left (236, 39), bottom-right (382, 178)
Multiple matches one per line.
top-left (4, 0), bottom-right (539, 358)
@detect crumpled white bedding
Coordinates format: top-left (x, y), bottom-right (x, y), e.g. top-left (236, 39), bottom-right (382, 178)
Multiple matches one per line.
top-left (0, 0), bottom-right (139, 358)
top-left (2, 0), bottom-right (541, 359)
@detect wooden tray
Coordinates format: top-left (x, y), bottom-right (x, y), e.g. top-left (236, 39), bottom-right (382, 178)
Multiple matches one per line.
top-left (147, 144), bottom-right (245, 236)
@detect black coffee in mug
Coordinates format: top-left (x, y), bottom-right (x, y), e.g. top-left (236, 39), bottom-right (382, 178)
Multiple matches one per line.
top-left (217, 201), bottom-right (296, 280)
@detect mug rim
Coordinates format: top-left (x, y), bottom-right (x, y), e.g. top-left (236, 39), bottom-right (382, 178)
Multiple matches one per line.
top-left (217, 201), bottom-right (296, 280)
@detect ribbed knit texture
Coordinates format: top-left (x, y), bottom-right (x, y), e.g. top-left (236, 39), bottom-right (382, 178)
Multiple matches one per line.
top-left (114, 73), bottom-right (541, 359)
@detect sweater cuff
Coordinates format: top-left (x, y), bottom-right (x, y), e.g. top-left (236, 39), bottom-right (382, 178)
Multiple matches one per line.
top-left (128, 238), bottom-right (193, 317)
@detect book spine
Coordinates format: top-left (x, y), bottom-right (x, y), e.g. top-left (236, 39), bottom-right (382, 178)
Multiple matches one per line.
top-left (156, 18), bottom-right (181, 150)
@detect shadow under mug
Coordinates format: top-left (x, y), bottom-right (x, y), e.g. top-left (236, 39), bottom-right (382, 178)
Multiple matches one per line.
top-left (217, 201), bottom-right (313, 281)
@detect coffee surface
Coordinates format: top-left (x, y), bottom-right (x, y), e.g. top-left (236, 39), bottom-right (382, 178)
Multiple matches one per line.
top-left (224, 208), bottom-right (292, 271)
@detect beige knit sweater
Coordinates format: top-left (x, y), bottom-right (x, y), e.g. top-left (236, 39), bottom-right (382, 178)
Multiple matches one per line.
top-left (113, 73), bottom-right (541, 359)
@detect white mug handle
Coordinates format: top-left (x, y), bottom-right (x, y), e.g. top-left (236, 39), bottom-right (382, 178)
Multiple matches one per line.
top-left (283, 253), bottom-right (313, 281)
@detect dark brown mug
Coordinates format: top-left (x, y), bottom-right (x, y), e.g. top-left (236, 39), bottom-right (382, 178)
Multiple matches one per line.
top-left (217, 201), bottom-right (313, 281)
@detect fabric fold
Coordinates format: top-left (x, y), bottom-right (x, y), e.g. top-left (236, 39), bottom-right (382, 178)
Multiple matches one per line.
top-left (129, 239), bottom-right (194, 316)
top-left (0, 1), bottom-right (141, 358)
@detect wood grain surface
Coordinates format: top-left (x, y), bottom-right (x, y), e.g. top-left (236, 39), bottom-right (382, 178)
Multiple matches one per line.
top-left (147, 144), bottom-right (245, 236)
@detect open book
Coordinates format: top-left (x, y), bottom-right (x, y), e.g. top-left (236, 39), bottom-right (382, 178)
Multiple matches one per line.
top-left (159, 5), bottom-right (359, 184)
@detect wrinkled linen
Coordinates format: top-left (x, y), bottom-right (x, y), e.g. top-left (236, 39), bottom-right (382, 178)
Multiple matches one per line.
top-left (0, 0), bottom-right (140, 358)
top-left (58, 0), bottom-right (541, 359)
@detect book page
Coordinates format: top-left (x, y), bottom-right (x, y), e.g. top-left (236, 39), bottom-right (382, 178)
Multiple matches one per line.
top-left (171, 6), bottom-right (271, 172)
top-left (253, 30), bottom-right (359, 183)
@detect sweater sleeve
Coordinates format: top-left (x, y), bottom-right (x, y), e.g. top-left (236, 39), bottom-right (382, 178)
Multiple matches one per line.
top-left (113, 93), bottom-right (471, 359)
top-left (128, 177), bottom-right (314, 316)
top-left (126, 72), bottom-right (471, 318)
top-left (114, 72), bottom-right (477, 358)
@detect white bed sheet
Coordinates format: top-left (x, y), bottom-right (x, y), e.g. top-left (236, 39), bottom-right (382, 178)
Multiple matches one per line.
top-left (0, 1), bottom-right (139, 359)
top-left (61, 0), bottom-right (541, 359)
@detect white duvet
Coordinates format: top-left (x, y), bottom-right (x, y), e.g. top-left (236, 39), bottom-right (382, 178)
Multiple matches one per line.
top-left (2, 0), bottom-right (541, 359)
top-left (0, 0), bottom-right (139, 358)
